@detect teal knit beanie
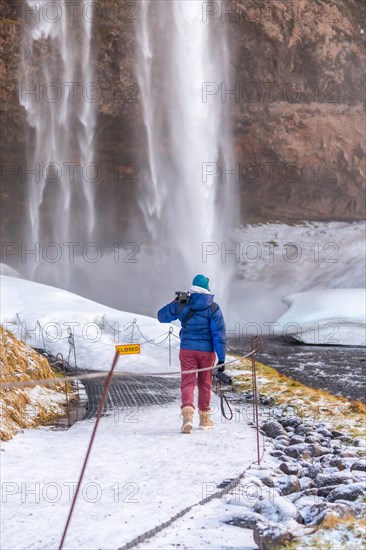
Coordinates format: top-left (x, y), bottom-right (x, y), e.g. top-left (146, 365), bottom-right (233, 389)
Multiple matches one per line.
top-left (192, 274), bottom-right (210, 291)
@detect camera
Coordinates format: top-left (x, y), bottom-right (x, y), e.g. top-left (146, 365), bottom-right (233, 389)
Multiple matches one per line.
top-left (175, 291), bottom-right (191, 303)
top-left (213, 368), bottom-right (232, 385)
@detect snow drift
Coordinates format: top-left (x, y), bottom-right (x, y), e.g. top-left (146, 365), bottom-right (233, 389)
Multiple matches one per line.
top-left (275, 289), bottom-right (366, 346)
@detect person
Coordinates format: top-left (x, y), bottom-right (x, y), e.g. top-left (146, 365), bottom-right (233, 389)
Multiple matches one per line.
top-left (157, 274), bottom-right (226, 433)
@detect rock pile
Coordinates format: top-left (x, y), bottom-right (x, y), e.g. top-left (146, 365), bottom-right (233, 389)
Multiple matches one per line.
top-left (226, 417), bottom-right (366, 549)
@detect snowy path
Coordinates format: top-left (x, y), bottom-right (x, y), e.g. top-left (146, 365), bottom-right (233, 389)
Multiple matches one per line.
top-left (1, 395), bottom-right (259, 550)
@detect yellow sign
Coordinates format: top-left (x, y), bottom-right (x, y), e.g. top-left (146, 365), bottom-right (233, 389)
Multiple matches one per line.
top-left (116, 344), bottom-right (141, 355)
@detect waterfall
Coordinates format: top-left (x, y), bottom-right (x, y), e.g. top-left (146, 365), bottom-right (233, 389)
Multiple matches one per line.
top-left (20, 0), bottom-right (96, 286)
top-left (135, 0), bottom-right (237, 302)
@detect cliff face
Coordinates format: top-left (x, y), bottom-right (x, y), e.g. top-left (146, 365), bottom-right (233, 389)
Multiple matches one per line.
top-left (0, 0), bottom-right (365, 245)
top-left (228, 0), bottom-right (365, 222)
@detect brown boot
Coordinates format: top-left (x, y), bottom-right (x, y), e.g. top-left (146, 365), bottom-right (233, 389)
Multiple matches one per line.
top-left (181, 406), bottom-right (194, 434)
top-left (199, 409), bottom-right (214, 430)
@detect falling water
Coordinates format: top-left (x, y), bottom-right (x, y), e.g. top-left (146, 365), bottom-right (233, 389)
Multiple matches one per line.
top-left (20, 0), bottom-right (96, 286)
top-left (135, 0), bottom-right (237, 302)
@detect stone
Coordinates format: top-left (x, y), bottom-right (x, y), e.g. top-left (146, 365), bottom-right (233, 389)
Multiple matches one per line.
top-left (316, 427), bottom-right (333, 438)
top-left (285, 443), bottom-right (309, 458)
top-left (329, 439), bottom-right (343, 450)
top-left (269, 450), bottom-right (285, 458)
top-left (289, 435), bottom-right (305, 445)
top-left (304, 464), bottom-right (323, 479)
top-left (308, 502), bottom-right (357, 526)
top-left (254, 496), bottom-right (302, 523)
top-left (351, 458), bottom-right (366, 472)
top-left (275, 436), bottom-right (290, 447)
top-left (285, 426), bottom-right (295, 433)
top-left (286, 443), bottom-right (330, 459)
top-left (340, 450), bottom-right (359, 458)
top-left (327, 482), bottom-right (366, 502)
top-left (321, 466), bottom-right (340, 475)
top-left (332, 430), bottom-right (345, 438)
top-left (295, 424), bottom-right (314, 436)
top-left (226, 512), bottom-right (269, 530)
top-left (274, 475), bottom-right (301, 496)
top-left (307, 444), bottom-right (332, 457)
top-left (282, 417), bottom-right (302, 429)
top-left (305, 435), bottom-right (322, 444)
top-left (350, 470), bottom-right (366, 482)
top-left (279, 462), bottom-right (304, 478)
top-left (253, 519), bottom-right (303, 550)
top-left (299, 477), bottom-right (314, 491)
top-left (261, 421), bottom-right (288, 439)
top-left (329, 457), bottom-right (351, 470)
top-left (318, 485), bottom-right (343, 497)
top-left (274, 442), bottom-right (288, 452)
top-left (314, 471), bottom-right (354, 488)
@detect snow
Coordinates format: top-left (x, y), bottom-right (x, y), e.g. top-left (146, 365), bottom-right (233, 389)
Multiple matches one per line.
top-left (25, 386), bottom-right (66, 418)
top-left (274, 289), bottom-right (366, 346)
top-left (0, 275), bottom-right (182, 373)
top-left (228, 221), bottom-right (365, 326)
top-left (0, 275), bottom-right (259, 549)
top-left (0, 396), bottom-right (259, 550)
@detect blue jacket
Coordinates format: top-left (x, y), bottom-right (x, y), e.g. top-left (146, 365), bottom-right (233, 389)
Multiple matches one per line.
top-left (157, 293), bottom-right (226, 362)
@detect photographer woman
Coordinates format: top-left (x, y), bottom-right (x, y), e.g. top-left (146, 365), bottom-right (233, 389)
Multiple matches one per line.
top-left (157, 274), bottom-right (226, 433)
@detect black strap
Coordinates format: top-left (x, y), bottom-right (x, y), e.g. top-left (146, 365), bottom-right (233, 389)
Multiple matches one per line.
top-left (179, 302), bottom-right (219, 328)
top-left (182, 308), bottom-right (195, 327)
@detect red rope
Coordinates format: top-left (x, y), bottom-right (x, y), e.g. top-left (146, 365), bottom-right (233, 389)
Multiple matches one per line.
top-left (58, 351), bottom-right (120, 550)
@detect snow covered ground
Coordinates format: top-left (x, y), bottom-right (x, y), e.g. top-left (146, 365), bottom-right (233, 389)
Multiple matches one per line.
top-left (1, 395), bottom-right (259, 550)
top-left (1, 275), bottom-right (260, 549)
top-left (274, 289), bottom-right (366, 346)
top-left (0, 275), bottom-right (181, 373)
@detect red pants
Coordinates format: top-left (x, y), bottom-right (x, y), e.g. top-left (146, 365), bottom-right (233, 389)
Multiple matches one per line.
top-left (179, 349), bottom-right (216, 411)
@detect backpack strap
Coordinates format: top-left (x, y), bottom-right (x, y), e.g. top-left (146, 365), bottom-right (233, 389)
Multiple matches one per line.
top-left (180, 302), bottom-right (219, 328)
top-left (181, 308), bottom-right (195, 327)
top-left (210, 302), bottom-right (219, 316)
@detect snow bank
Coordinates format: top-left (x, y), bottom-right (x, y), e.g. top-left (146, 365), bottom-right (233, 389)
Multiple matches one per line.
top-left (274, 289), bottom-right (366, 346)
top-left (0, 263), bottom-right (22, 278)
top-left (0, 275), bottom-right (181, 373)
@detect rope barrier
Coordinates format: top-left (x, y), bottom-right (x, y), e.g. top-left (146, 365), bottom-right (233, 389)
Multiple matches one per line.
top-left (0, 352), bottom-right (256, 390)
top-left (58, 351), bottom-right (121, 550)
top-left (3, 315), bottom-right (266, 550)
top-left (11, 315), bottom-right (179, 350)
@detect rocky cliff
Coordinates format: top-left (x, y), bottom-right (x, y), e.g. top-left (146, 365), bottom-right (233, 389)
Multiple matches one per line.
top-left (0, 0), bottom-right (365, 245)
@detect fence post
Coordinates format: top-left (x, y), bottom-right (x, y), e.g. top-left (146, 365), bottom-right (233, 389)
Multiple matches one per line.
top-left (168, 327), bottom-right (173, 365)
top-left (251, 336), bottom-right (263, 465)
top-left (67, 327), bottom-right (79, 399)
top-left (56, 353), bottom-right (71, 427)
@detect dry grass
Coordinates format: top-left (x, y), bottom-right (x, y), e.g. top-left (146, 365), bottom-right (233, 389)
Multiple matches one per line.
top-left (284, 515), bottom-right (366, 549)
top-left (0, 327), bottom-right (69, 441)
top-left (232, 358), bottom-right (366, 439)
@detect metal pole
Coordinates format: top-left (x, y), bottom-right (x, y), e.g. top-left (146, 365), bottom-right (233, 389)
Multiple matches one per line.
top-left (56, 353), bottom-right (71, 428)
top-left (168, 327), bottom-right (173, 366)
top-left (58, 351), bottom-right (120, 550)
top-left (251, 336), bottom-right (263, 465)
top-left (131, 319), bottom-right (137, 343)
